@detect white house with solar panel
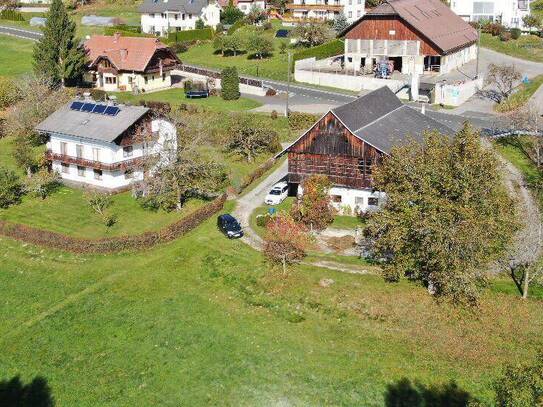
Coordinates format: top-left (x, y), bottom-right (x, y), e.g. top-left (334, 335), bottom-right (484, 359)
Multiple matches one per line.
top-left (36, 98), bottom-right (177, 191)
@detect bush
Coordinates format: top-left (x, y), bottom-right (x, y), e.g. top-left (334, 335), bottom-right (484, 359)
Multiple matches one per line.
top-left (256, 213), bottom-right (272, 227)
top-left (170, 41), bottom-right (191, 53)
top-left (270, 110), bottom-right (278, 120)
top-left (195, 18), bottom-right (205, 29)
top-left (0, 10), bottom-right (24, 21)
top-left (89, 88), bottom-right (107, 101)
top-left (510, 28), bottom-right (522, 40)
top-left (288, 112), bottom-right (319, 130)
top-left (500, 31), bottom-right (512, 42)
top-left (0, 167), bottom-right (24, 209)
top-left (484, 22), bottom-right (506, 36)
top-left (221, 66), bottom-right (240, 100)
top-left (0, 76), bottom-right (19, 109)
top-left (292, 39), bottom-right (344, 72)
top-left (221, 5), bottom-right (245, 25)
top-left (167, 27), bottom-right (214, 43)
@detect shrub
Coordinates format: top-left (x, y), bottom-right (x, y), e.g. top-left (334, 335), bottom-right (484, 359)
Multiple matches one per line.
top-left (270, 110), bottom-right (278, 120)
top-left (0, 167), bottom-right (23, 209)
top-left (290, 175), bottom-right (334, 230)
top-left (215, 22), bottom-right (225, 33)
top-left (89, 88), bottom-right (107, 101)
top-left (221, 66), bottom-right (240, 100)
top-left (170, 41), bottom-right (190, 53)
top-left (292, 39), bottom-right (344, 72)
top-left (167, 27), bottom-right (214, 43)
top-left (262, 20), bottom-right (273, 31)
top-left (484, 22), bottom-right (505, 36)
top-left (0, 76), bottom-right (19, 110)
top-left (256, 213), bottom-right (272, 227)
top-left (288, 111), bottom-right (319, 130)
top-left (195, 18), bottom-right (205, 29)
top-left (500, 31), bottom-right (512, 42)
top-left (0, 10), bottom-right (24, 21)
top-left (510, 28), bottom-right (522, 40)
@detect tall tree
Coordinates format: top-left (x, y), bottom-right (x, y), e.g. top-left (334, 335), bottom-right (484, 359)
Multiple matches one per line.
top-left (494, 352), bottom-right (543, 406)
top-left (333, 13), bottom-right (349, 34)
top-left (365, 124), bottom-right (518, 306)
top-left (33, 0), bottom-right (86, 87)
top-left (486, 63), bottom-right (522, 102)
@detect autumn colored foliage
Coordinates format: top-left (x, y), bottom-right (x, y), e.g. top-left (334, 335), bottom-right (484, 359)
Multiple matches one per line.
top-left (290, 175), bottom-right (334, 230)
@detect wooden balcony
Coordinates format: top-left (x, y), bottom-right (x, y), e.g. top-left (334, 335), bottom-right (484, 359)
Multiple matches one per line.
top-left (46, 150), bottom-right (146, 171)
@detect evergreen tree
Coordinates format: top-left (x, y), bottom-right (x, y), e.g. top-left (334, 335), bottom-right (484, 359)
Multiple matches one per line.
top-left (221, 67), bottom-right (240, 100)
top-left (333, 13), bottom-right (349, 34)
top-left (33, 0), bottom-right (86, 87)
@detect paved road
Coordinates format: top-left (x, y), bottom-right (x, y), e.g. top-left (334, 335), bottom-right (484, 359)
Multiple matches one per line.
top-left (0, 25), bottom-right (42, 41)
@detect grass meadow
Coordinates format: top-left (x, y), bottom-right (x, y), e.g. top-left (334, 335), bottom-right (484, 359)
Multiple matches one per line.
top-left (0, 35), bottom-right (34, 77)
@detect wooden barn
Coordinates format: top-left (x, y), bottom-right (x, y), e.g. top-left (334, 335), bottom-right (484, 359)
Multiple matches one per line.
top-left (282, 87), bottom-right (453, 213)
top-left (340, 0), bottom-right (478, 75)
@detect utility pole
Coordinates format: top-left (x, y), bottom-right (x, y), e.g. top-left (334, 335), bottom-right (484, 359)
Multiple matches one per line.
top-left (475, 24), bottom-right (481, 79)
top-left (286, 51), bottom-right (292, 117)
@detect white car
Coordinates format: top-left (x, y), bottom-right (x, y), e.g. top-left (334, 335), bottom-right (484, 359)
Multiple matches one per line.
top-left (264, 182), bottom-right (289, 205)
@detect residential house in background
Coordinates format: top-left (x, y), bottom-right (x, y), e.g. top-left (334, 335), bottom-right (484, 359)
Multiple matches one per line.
top-left (84, 33), bottom-right (181, 93)
top-left (218, 0), bottom-right (267, 14)
top-left (281, 87), bottom-right (453, 213)
top-left (450, 0), bottom-right (533, 29)
top-left (37, 99), bottom-right (177, 191)
top-left (287, 0), bottom-right (365, 23)
top-left (341, 0), bottom-right (478, 75)
top-left (139, 0), bottom-right (221, 35)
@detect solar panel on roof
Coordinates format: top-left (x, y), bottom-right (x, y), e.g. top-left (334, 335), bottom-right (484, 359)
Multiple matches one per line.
top-left (92, 104), bottom-right (107, 114)
top-left (70, 101), bottom-right (84, 111)
top-left (104, 106), bottom-right (120, 116)
top-left (81, 103), bottom-right (95, 112)
top-left (275, 29), bottom-right (290, 38)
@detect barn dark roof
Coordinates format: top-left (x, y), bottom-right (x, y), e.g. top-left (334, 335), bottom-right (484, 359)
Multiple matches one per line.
top-left (281, 87), bottom-right (454, 157)
top-left (340, 0), bottom-right (478, 54)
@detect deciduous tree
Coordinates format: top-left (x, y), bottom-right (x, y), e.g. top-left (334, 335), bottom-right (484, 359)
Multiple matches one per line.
top-left (246, 33), bottom-right (273, 59)
top-left (486, 63), bottom-right (522, 102)
top-left (293, 22), bottom-right (333, 47)
top-left (222, 33), bottom-right (246, 56)
top-left (263, 213), bottom-right (310, 275)
top-left (522, 14), bottom-right (541, 31)
top-left (221, 3), bottom-right (245, 25)
top-left (33, 0), bottom-right (87, 87)
top-left (290, 174), bottom-right (334, 230)
top-left (494, 352), bottom-right (543, 406)
top-left (365, 124), bottom-right (518, 306)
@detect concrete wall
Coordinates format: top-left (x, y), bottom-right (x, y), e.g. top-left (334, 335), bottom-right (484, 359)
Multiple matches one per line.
top-left (440, 44), bottom-right (477, 74)
top-left (295, 57), bottom-right (406, 92)
top-left (171, 69), bottom-right (268, 96)
top-left (433, 76), bottom-right (484, 106)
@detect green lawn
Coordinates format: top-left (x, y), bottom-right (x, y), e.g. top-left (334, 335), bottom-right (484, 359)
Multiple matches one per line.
top-left (331, 214), bottom-right (365, 229)
top-left (0, 186), bottom-right (205, 239)
top-left (0, 34), bottom-right (34, 77)
top-left (1, 200), bottom-right (543, 405)
top-left (0, 137), bottom-right (19, 173)
top-left (114, 88), bottom-right (262, 112)
top-left (481, 33), bottom-right (543, 63)
top-left (180, 24), bottom-right (292, 81)
top-left (495, 74), bottom-right (543, 112)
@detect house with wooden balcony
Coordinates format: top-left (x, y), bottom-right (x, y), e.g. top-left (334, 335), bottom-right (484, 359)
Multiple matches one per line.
top-left (84, 33), bottom-right (181, 93)
top-left (287, 0), bottom-right (364, 22)
top-left (281, 86), bottom-right (453, 213)
top-left (36, 99), bottom-right (177, 191)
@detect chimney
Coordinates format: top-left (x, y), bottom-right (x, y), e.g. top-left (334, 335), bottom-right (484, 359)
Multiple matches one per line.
top-left (113, 32), bottom-right (121, 42)
top-left (120, 48), bottom-right (128, 61)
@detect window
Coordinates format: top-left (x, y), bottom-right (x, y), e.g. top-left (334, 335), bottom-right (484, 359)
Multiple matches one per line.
top-left (123, 146), bottom-right (133, 158)
top-left (348, 0), bottom-right (352, 4)
top-left (128, 76), bottom-right (133, 84)
top-left (144, 76), bottom-right (148, 84)
top-left (331, 195), bottom-right (342, 203)
top-left (76, 144), bottom-right (83, 158)
top-left (61, 163), bottom-right (69, 174)
top-left (149, 13), bottom-right (155, 18)
top-left (93, 169), bottom-right (103, 180)
top-left (60, 142), bottom-right (67, 155)
top-left (92, 148), bottom-right (100, 162)
top-left (77, 166), bottom-right (85, 177)
top-left (348, 11), bottom-right (352, 18)
top-left (162, 73), bottom-right (166, 81)
top-left (103, 60), bottom-right (111, 68)
top-left (358, 158), bottom-right (373, 175)
top-left (182, 13), bottom-right (185, 20)
top-left (368, 197), bottom-right (379, 206)
top-left (124, 170), bottom-right (134, 179)
top-left (105, 76), bottom-right (117, 84)
top-left (174, 13), bottom-right (179, 20)
top-left (161, 13), bottom-right (167, 19)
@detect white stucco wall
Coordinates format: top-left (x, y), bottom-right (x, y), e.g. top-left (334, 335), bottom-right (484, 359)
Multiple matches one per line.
top-left (298, 185), bottom-right (385, 214)
top-left (89, 71), bottom-right (173, 93)
top-left (140, 4), bottom-right (220, 35)
top-left (450, 0), bottom-right (532, 28)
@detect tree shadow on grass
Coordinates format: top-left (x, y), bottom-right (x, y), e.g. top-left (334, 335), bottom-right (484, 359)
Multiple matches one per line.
top-left (0, 375), bottom-right (54, 407)
top-left (384, 377), bottom-right (475, 407)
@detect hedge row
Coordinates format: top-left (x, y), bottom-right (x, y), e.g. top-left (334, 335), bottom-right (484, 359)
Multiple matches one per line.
top-left (0, 194), bottom-right (227, 254)
top-left (167, 27), bottom-right (214, 43)
top-left (103, 27), bottom-right (153, 38)
top-left (236, 158), bottom-right (276, 194)
top-left (292, 39), bottom-right (344, 71)
top-left (0, 10), bottom-right (25, 21)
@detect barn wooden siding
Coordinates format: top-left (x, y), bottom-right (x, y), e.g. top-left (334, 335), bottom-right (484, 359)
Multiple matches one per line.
top-left (345, 15), bottom-right (441, 56)
top-left (288, 112), bottom-right (383, 189)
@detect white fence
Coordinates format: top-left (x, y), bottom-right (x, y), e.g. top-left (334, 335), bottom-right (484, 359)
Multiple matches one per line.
top-left (294, 57), bottom-right (406, 93)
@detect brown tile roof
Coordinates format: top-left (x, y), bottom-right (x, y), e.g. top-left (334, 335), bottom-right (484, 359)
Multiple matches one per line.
top-left (85, 34), bottom-right (171, 72)
top-left (343, 0), bottom-right (478, 54)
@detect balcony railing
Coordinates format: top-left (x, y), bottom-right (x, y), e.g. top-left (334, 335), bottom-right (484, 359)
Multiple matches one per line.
top-left (46, 150), bottom-right (146, 171)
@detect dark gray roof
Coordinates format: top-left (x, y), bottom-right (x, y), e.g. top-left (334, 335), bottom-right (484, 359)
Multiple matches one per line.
top-left (332, 86), bottom-right (403, 132)
top-left (354, 105), bottom-right (454, 153)
top-left (36, 101), bottom-right (149, 143)
top-left (139, 0), bottom-right (210, 14)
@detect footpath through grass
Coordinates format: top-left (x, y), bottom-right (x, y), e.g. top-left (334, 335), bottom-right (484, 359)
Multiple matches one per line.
top-left (1, 201), bottom-right (543, 405)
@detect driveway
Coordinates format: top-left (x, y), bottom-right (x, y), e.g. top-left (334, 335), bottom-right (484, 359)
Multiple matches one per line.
top-left (0, 25), bottom-right (42, 41)
top-left (233, 158), bottom-right (288, 249)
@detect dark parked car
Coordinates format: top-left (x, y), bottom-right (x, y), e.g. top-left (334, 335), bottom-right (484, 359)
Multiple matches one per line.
top-left (217, 214), bottom-right (243, 239)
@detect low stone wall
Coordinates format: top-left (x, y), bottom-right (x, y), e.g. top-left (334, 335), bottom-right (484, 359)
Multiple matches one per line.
top-left (433, 77), bottom-right (484, 106)
top-left (295, 57), bottom-right (406, 93)
top-left (0, 194), bottom-right (227, 254)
